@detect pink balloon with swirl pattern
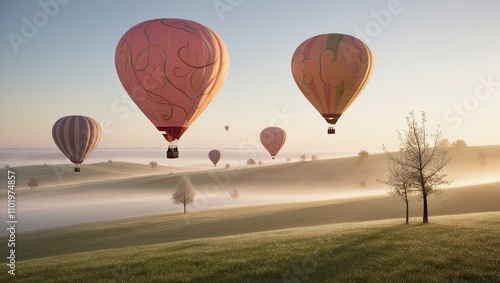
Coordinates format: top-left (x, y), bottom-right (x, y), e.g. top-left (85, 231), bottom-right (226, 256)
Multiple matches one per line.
top-left (291, 34), bottom-right (373, 134)
top-left (115, 18), bottom-right (229, 143)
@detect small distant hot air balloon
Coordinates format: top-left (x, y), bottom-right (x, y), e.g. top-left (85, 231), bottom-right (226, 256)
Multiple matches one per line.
top-left (291, 33), bottom-right (373, 134)
top-left (208, 149), bottom-right (221, 167)
top-left (52, 115), bottom-right (102, 172)
top-left (260, 127), bottom-right (286, 159)
top-left (115, 18), bottom-right (230, 158)
top-left (225, 125), bottom-right (229, 132)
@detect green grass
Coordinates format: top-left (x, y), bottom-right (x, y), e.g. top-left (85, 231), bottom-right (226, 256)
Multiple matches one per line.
top-left (11, 197), bottom-right (384, 260)
top-left (2, 212), bottom-right (500, 282)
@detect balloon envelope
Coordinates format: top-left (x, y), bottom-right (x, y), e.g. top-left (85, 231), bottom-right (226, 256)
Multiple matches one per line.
top-left (260, 127), bottom-right (286, 159)
top-left (52, 115), bottom-right (102, 167)
top-left (115, 18), bottom-right (230, 143)
top-left (208, 149), bottom-right (221, 167)
top-left (225, 125), bottom-right (229, 132)
top-left (291, 33), bottom-right (373, 125)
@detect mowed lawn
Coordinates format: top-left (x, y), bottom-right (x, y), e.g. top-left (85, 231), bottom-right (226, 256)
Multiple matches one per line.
top-left (2, 212), bottom-right (500, 282)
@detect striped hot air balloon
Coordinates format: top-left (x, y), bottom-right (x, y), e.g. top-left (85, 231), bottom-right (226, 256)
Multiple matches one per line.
top-left (208, 149), bottom-right (221, 167)
top-left (260, 127), bottom-right (286, 159)
top-left (52, 115), bottom-right (102, 172)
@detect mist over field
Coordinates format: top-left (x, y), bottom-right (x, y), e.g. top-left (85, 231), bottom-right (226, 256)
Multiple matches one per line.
top-left (1, 145), bottom-right (499, 233)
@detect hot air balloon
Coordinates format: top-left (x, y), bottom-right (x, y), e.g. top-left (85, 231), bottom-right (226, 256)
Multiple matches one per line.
top-left (208, 149), bottom-right (221, 167)
top-left (260, 127), bottom-right (286, 159)
top-left (52, 115), bottom-right (102, 172)
top-left (115, 18), bottom-right (230, 158)
top-left (291, 33), bottom-right (373, 134)
top-left (225, 125), bottom-right (229, 132)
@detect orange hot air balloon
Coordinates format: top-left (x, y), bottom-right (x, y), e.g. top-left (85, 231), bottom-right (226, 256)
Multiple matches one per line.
top-left (208, 149), bottom-right (221, 167)
top-left (260, 127), bottom-right (286, 159)
top-left (52, 115), bottom-right (102, 172)
top-left (291, 33), bottom-right (373, 134)
top-left (115, 18), bottom-right (229, 158)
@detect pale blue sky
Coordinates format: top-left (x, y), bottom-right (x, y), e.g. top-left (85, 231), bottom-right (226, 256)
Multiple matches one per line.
top-left (1, 0), bottom-right (500, 152)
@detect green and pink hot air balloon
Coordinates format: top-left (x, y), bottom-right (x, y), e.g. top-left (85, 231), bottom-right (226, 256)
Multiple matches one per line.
top-left (291, 33), bottom-right (373, 134)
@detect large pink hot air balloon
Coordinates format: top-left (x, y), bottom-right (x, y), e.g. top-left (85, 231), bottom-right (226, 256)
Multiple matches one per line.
top-left (208, 149), bottom-right (221, 167)
top-left (115, 18), bottom-right (230, 158)
top-left (291, 33), bottom-right (373, 134)
top-left (260, 127), bottom-right (286, 159)
top-left (52, 115), bottom-right (102, 172)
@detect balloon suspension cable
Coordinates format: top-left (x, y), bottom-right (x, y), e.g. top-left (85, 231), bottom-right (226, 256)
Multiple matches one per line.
top-left (323, 115), bottom-right (340, 134)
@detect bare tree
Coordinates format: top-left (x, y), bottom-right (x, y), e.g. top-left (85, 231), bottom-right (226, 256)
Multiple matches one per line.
top-left (300, 154), bottom-right (307, 162)
top-left (359, 181), bottom-right (367, 190)
top-left (358, 149), bottom-right (369, 162)
top-left (229, 187), bottom-right (239, 200)
top-left (477, 152), bottom-right (488, 168)
top-left (149, 161), bottom-right (158, 169)
top-left (246, 159), bottom-right (256, 165)
top-left (27, 177), bottom-right (38, 189)
top-left (383, 111), bottom-right (452, 224)
top-left (258, 160), bottom-right (263, 165)
top-left (171, 175), bottom-right (195, 214)
top-left (311, 155), bottom-right (319, 161)
top-left (107, 159), bottom-right (114, 164)
top-left (225, 163), bottom-right (230, 169)
top-left (378, 153), bottom-right (414, 224)
top-left (286, 158), bottom-right (291, 163)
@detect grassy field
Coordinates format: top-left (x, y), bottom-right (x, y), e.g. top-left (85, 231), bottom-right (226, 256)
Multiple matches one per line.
top-left (1, 145), bottom-right (498, 281)
top-left (2, 212), bottom-right (500, 282)
top-left (7, 181), bottom-right (500, 261)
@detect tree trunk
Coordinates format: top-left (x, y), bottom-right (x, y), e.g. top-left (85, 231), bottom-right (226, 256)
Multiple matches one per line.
top-left (420, 171), bottom-right (429, 223)
top-left (405, 200), bottom-right (409, 225)
top-left (183, 203), bottom-right (186, 214)
top-left (422, 190), bottom-right (428, 223)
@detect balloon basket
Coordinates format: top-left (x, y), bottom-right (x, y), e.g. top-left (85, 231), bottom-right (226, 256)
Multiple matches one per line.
top-left (327, 127), bottom-right (336, 134)
top-left (74, 167), bottom-right (81, 172)
top-left (167, 151), bottom-right (179, 159)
